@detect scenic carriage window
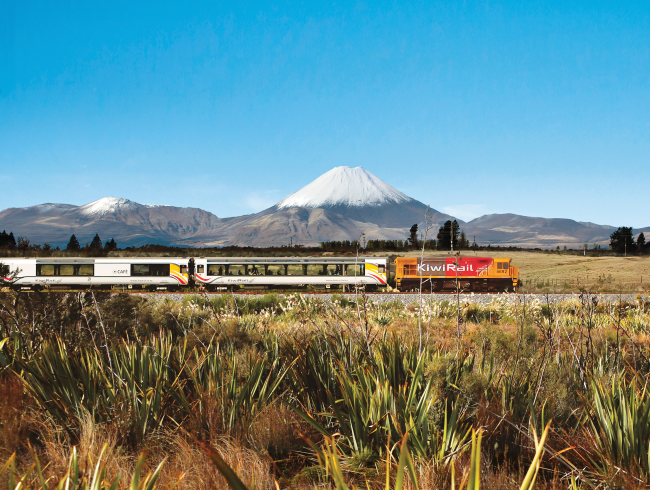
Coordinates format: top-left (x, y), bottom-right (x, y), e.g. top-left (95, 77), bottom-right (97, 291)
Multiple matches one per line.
top-left (59, 265), bottom-right (75, 276)
top-left (286, 265), bottom-right (303, 276)
top-left (77, 265), bottom-right (94, 276)
top-left (131, 264), bottom-right (170, 276)
top-left (346, 264), bottom-right (365, 276)
top-left (208, 264), bottom-right (226, 276)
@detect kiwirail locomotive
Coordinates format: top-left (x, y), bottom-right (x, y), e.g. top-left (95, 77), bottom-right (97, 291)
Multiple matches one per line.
top-left (1, 256), bottom-right (519, 292)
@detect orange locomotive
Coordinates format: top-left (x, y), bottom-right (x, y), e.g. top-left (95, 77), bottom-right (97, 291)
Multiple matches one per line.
top-left (393, 256), bottom-right (519, 292)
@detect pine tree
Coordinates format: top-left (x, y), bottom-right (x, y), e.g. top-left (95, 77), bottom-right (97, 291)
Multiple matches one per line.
top-left (408, 224), bottom-right (419, 249)
top-left (89, 234), bottom-right (103, 251)
top-left (66, 234), bottom-right (80, 251)
top-left (104, 238), bottom-right (117, 252)
top-left (609, 227), bottom-right (635, 254)
top-left (637, 232), bottom-right (646, 253)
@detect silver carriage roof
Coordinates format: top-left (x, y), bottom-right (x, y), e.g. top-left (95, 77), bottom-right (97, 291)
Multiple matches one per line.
top-left (204, 257), bottom-right (386, 264)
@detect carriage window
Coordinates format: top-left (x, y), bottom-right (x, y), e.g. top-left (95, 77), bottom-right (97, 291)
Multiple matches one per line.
top-left (228, 265), bottom-right (246, 276)
top-left (346, 264), bottom-right (365, 276)
top-left (59, 265), bottom-right (75, 276)
top-left (267, 265), bottom-right (284, 276)
top-left (247, 264), bottom-right (263, 275)
top-left (132, 264), bottom-right (149, 276)
top-left (378, 265), bottom-right (385, 274)
top-left (57, 264), bottom-right (74, 276)
top-left (208, 264), bottom-right (225, 276)
top-left (77, 265), bottom-right (94, 276)
top-left (325, 265), bottom-right (342, 275)
top-left (131, 264), bottom-right (169, 276)
top-left (196, 265), bottom-right (204, 273)
top-left (37, 265), bottom-right (55, 276)
top-left (180, 265), bottom-right (188, 274)
top-left (306, 264), bottom-right (324, 275)
top-left (286, 265), bottom-right (303, 276)
top-left (0, 265), bottom-right (9, 276)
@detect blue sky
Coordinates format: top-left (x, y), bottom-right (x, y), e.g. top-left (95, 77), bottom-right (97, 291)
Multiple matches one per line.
top-left (1, 1), bottom-right (648, 227)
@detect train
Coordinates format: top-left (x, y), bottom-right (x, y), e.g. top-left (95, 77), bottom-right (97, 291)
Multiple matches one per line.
top-left (0, 256), bottom-right (519, 293)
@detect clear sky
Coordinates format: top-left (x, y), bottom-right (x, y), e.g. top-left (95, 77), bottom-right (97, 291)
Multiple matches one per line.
top-left (1, 1), bottom-right (648, 227)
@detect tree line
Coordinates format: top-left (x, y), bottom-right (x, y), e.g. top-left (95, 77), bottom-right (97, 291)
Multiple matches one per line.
top-left (0, 230), bottom-right (117, 256)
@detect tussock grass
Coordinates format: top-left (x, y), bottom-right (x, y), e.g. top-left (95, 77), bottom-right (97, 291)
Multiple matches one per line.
top-left (1, 290), bottom-right (650, 488)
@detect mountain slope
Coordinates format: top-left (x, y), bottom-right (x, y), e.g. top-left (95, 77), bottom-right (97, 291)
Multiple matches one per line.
top-left (0, 197), bottom-right (224, 247)
top-left (1, 168), bottom-right (648, 249)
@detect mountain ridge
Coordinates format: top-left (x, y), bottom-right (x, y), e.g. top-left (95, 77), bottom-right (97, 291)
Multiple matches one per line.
top-left (1, 167), bottom-right (647, 248)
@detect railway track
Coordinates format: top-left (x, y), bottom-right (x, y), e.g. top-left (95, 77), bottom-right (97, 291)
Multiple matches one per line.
top-left (134, 291), bottom-right (644, 304)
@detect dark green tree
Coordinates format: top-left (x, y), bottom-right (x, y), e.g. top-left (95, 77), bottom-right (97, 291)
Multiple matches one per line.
top-left (408, 224), bottom-right (419, 249)
top-left (89, 234), bottom-right (103, 251)
top-left (436, 220), bottom-right (460, 250)
top-left (66, 234), bottom-right (80, 251)
top-left (104, 238), bottom-right (117, 252)
top-left (637, 232), bottom-right (646, 253)
top-left (609, 227), bottom-right (635, 254)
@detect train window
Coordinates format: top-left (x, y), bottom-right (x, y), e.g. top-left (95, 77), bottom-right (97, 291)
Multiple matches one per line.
top-left (325, 265), bottom-right (342, 275)
top-left (286, 265), bottom-right (303, 276)
top-left (37, 265), bottom-right (55, 276)
top-left (132, 264), bottom-right (150, 276)
top-left (151, 264), bottom-right (170, 276)
top-left (77, 265), bottom-right (94, 276)
top-left (378, 265), bottom-right (385, 274)
top-left (346, 264), bottom-right (365, 276)
top-left (248, 264), bottom-right (263, 275)
top-left (59, 265), bottom-right (75, 276)
top-left (196, 265), bottom-right (204, 273)
top-left (306, 264), bottom-right (324, 275)
top-left (228, 265), bottom-right (246, 276)
top-left (131, 264), bottom-right (170, 276)
top-left (267, 265), bottom-right (284, 276)
top-left (0, 265), bottom-right (8, 276)
top-left (208, 264), bottom-right (225, 276)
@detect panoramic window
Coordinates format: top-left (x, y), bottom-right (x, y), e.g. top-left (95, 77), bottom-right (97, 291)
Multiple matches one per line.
top-left (306, 264), bottom-right (325, 276)
top-left (267, 265), bottom-right (284, 276)
top-left (346, 264), bottom-right (365, 276)
top-left (286, 265), bottom-right (303, 276)
top-left (208, 264), bottom-right (226, 276)
top-left (59, 265), bottom-right (75, 276)
top-left (228, 265), bottom-right (246, 276)
top-left (77, 265), bottom-right (94, 276)
top-left (36, 265), bottom-right (55, 276)
top-left (131, 264), bottom-right (170, 276)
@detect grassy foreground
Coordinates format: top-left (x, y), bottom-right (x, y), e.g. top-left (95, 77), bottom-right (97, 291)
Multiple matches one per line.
top-left (1, 291), bottom-right (650, 489)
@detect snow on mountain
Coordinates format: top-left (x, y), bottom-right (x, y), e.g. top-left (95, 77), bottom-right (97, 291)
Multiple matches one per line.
top-left (277, 166), bottom-right (412, 209)
top-left (78, 197), bottom-right (169, 217)
top-left (79, 197), bottom-right (141, 216)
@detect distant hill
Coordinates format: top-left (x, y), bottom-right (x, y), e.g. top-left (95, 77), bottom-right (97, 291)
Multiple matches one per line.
top-left (1, 167), bottom-right (647, 248)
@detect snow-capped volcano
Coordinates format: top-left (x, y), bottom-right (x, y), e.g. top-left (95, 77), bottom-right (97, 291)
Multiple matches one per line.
top-left (277, 167), bottom-right (411, 209)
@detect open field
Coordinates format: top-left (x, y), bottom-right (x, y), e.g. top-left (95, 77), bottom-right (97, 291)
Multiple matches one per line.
top-left (2, 290), bottom-right (650, 489)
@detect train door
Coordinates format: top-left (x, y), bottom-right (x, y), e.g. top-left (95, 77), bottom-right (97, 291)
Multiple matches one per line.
top-left (193, 258), bottom-right (209, 286)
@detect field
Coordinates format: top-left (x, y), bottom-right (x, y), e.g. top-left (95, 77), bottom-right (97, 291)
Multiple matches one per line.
top-left (391, 250), bottom-right (650, 292)
top-left (1, 290), bottom-right (650, 489)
